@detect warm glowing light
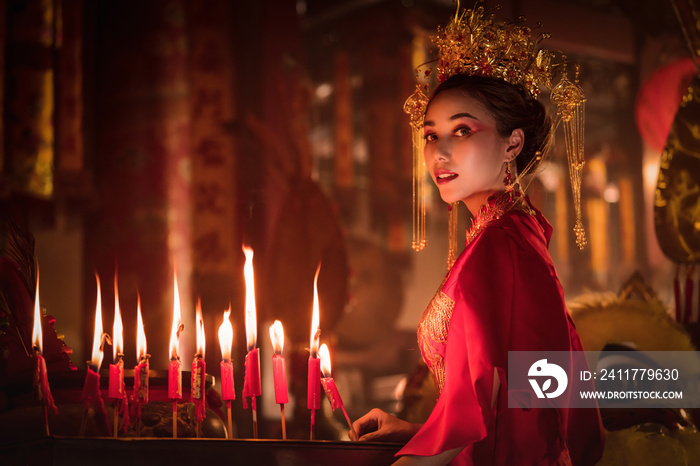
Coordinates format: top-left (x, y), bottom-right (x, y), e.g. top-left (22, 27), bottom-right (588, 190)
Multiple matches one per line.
top-left (136, 294), bottom-right (147, 360)
top-left (195, 299), bottom-right (206, 358)
top-left (643, 156), bottom-right (660, 191)
top-left (394, 377), bottom-right (407, 401)
top-left (319, 343), bottom-right (332, 377)
top-left (315, 83), bottom-right (333, 100)
top-left (113, 274), bottom-right (123, 360)
top-left (218, 306), bottom-right (233, 362)
top-left (243, 246), bottom-right (257, 351)
top-left (310, 264), bottom-right (321, 358)
top-left (32, 269), bottom-right (42, 352)
top-left (91, 273), bottom-right (105, 369)
top-left (169, 267), bottom-right (182, 361)
top-left (603, 183), bottom-right (620, 203)
top-left (269, 320), bottom-right (284, 355)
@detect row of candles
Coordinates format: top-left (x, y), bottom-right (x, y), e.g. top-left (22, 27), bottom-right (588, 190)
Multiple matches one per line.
top-left (31, 247), bottom-right (356, 440)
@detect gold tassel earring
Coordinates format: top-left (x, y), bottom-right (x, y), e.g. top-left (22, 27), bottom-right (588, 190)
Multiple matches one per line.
top-left (411, 124), bottom-right (426, 252)
top-left (447, 202), bottom-right (459, 269)
top-left (503, 159), bottom-right (521, 202)
top-left (406, 85), bottom-right (429, 252)
top-left (552, 63), bottom-right (587, 249)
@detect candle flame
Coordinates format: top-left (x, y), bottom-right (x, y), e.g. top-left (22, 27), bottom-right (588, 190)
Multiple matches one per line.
top-left (310, 264), bottom-right (321, 358)
top-left (269, 320), bottom-right (284, 354)
top-left (113, 273), bottom-right (123, 360)
top-left (218, 305), bottom-right (233, 362)
top-left (136, 293), bottom-right (147, 360)
top-left (319, 343), bottom-right (332, 377)
top-left (195, 299), bottom-right (205, 358)
top-left (169, 266), bottom-right (183, 361)
top-left (91, 273), bottom-right (105, 369)
top-left (243, 246), bottom-right (257, 351)
top-left (32, 268), bottom-right (42, 353)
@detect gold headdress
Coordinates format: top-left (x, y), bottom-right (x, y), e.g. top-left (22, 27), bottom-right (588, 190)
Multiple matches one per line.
top-left (405, 2), bottom-right (587, 255)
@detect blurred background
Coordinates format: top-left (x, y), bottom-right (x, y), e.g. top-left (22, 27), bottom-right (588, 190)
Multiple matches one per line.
top-left (1, 0), bottom-right (698, 440)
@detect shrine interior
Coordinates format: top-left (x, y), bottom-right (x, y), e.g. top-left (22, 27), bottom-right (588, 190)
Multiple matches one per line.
top-left (1, 0), bottom-right (699, 458)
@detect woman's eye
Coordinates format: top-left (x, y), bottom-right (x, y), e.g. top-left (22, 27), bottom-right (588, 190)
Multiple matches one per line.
top-left (455, 127), bottom-right (471, 137)
top-left (424, 133), bottom-right (437, 142)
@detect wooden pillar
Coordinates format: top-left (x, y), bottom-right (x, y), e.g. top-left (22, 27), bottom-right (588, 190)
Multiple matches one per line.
top-left (5, 0), bottom-right (57, 198)
top-left (86, 0), bottom-right (192, 366)
top-left (55, 0), bottom-right (86, 195)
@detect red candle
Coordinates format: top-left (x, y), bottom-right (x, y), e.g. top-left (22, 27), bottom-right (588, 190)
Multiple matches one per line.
top-left (308, 265), bottom-right (322, 420)
top-left (220, 361), bottom-right (235, 400)
top-left (32, 273), bottom-right (57, 435)
top-left (270, 319), bottom-right (289, 440)
top-left (133, 295), bottom-right (149, 407)
top-left (168, 359), bottom-right (182, 399)
top-left (108, 274), bottom-right (129, 435)
top-left (34, 352), bottom-right (57, 413)
top-left (272, 355), bottom-right (288, 403)
top-left (168, 267), bottom-right (184, 438)
top-left (191, 301), bottom-right (207, 429)
top-left (321, 377), bottom-right (342, 410)
top-left (82, 365), bottom-right (110, 435)
top-left (319, 343), bottom-right (356, 439)
top-left (319, 344), bottom-right (342, 409)
top-left (83, 365), bottom-right (101, 399)
top-left (109, 274), bottom-right (125, 400)
top-left (108, 359), bottom-right (128, 436)
top-left (242, 246), bottom-right (260, 438)
top-left (133, 360), bottom-right (149, 402)
top-left (308, 357), bottom-right (321, 409)
top-left (243, 348), bottom-right (261, 404)
top-left (81, 274), bottom-right (110, 436)
top-left (218, 306), bottom-right (235, 439)
top-left (269, 321), bottom-right (289, 405)
top-left (168, 268), bottom-right (184, 400)
top-left (218, 306), bottom-right (235, 401)
top-left (133, 357), bottom-right (149, 434)
top-left (108, 360), bottom-right (125, 399)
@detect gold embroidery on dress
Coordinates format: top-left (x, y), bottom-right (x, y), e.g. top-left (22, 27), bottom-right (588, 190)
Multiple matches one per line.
top-left (467, 192), bottom-right (535, 245)
top-left (417, 195), bottom-right (533, 395)
top-left (417, 288), bottom-right (455, 395)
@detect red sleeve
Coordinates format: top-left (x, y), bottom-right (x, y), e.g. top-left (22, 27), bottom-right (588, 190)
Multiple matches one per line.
top-left (398, 226), bottom-right (515, 459)
top-left (397, 215), bottom-right (604, 464)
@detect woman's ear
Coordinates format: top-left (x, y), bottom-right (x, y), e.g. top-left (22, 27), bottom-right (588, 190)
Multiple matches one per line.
top-left (505, 128), bottom-right (524, 161)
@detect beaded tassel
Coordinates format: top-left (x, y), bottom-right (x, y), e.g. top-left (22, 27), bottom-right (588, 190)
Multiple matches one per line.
top-left (447, 203), bottom-right (459, 269)
top-left (552, 64), bottom-right (587, 249)
top-left (412, 125), bottom-right (427, 252)
top-left (503, 160), bottom-right (521, 202)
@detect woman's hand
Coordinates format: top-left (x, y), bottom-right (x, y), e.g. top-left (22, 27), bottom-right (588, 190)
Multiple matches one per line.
top-left (349, 408), bottom-right (422, 443)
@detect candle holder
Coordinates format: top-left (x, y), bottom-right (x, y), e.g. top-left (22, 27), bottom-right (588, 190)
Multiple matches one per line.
top-left (0, 369), bottom-right (225, 441)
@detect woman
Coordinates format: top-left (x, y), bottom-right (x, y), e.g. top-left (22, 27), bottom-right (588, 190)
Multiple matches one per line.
top-left (351, 73), bottom-right (604, 465)
top-left (349, 13), bottom-right (605, 462)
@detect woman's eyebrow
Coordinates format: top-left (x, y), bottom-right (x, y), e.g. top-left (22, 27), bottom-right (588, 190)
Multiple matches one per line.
top-left (450, 112), bottom-right (479, 121)
top-left (424, 112), bottom-right (479, 127)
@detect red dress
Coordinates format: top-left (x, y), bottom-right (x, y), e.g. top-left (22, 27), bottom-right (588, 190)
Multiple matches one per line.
top-left (397, 197), bottom-right (604, 465)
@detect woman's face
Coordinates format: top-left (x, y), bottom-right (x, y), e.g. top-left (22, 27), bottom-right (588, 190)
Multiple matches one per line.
top-left (423, 88), bottom-right (516, 209)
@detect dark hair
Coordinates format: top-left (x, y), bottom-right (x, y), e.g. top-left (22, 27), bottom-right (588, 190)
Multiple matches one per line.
top-left (428, 74), bottom-right (552, 174)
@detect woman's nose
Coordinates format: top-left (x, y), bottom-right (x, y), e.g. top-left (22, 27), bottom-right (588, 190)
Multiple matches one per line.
top-left (434, 138), bottom-right (450, 161)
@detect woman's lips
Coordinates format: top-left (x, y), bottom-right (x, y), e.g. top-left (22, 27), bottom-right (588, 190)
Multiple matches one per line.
top-left (435, 169), bottom-right (458, 185)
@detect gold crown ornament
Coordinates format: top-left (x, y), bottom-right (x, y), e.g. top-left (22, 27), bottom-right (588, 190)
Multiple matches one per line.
top-left (405, 1), bottom-right (587, 256)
